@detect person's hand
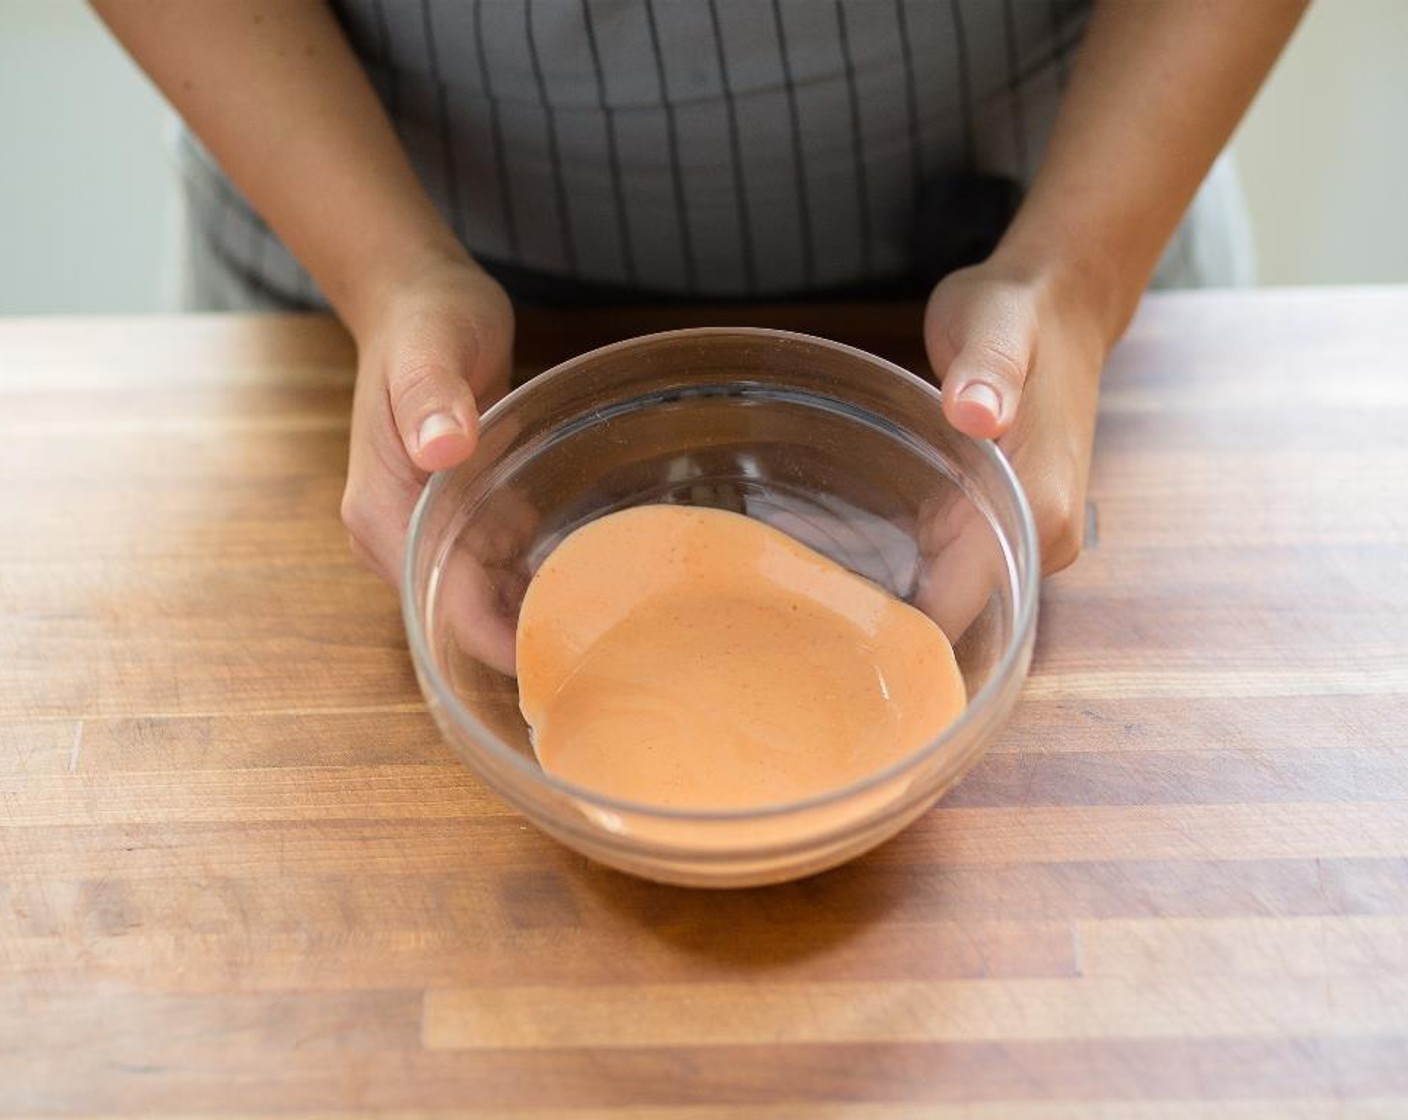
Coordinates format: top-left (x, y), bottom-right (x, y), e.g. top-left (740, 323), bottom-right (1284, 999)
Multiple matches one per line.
top-left (924, 258), bottom-right (1108, 575)
top-left (431, 482), bottom-right (539, 677)
top-left (340, 251), bottom-right (515, 585)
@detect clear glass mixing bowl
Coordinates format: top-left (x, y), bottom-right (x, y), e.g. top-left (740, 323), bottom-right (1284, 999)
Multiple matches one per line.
top-left (403, 328), bottom-right (1038, 887)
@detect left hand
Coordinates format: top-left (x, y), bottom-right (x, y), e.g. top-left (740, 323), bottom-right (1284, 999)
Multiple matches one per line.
top-left (924, 257), bottom-right (1110, 576)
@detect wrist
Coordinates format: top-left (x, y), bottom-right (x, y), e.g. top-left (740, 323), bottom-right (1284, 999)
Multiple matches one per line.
top-left (988, 224), bottom-right (1142, 351)
top-left (334, 230), bottom-right (479, 345)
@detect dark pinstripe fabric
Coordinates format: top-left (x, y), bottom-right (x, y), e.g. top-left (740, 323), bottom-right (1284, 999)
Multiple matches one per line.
top-left (835, 2), bottom-right (873, 278)
top-left (706, 0), bottom-right (756, 295)
top-left (1001, 0), bottom-right (1030, 179)
top-left (894, 0), bottom-right (924, 201)
top-left (948, 0), bottom-right (976, 172)
top-left (642, 0), bottom-right (696, 290)
top-left (769, 0), bottom-right (816, 289)
top-left (174, 0), bottom-right (1250, 310)
top-left (420, 0), bottom-right (467, 243)
top-left (525, 0), bottom-right (577, 274)
top-left (1049, 0), bottom-right (1072, 90)
top-left (581, 0), bottom-right (636, 284)
top-left (473, 0), bottom-right (520, 260)
top-left (369, 0), bottom-right (400, 116)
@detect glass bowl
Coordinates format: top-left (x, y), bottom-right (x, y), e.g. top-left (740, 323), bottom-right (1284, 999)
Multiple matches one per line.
top-left (403, 328), bottom-right (1038, 887)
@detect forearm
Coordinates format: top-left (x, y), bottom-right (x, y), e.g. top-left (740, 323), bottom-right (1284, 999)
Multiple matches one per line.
top-left (996, 0), bottom-right (1307, 342)
top-left (92, 0), bottom-right (466, 338)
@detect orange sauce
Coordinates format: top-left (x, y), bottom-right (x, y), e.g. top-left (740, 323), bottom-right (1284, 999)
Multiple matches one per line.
top-left (516, 505), bottom-right (966, 811)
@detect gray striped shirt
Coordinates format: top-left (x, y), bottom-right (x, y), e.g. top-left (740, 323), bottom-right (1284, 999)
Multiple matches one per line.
top-left (177, 0), bottom-right (1252, 311)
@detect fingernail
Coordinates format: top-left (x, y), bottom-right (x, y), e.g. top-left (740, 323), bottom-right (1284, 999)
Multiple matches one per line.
top-left (416, 412), bottom-right (461, 452)
top-left (956, 381), bottom-right (1002, 420)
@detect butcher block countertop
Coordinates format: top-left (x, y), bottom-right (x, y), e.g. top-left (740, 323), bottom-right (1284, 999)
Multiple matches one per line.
top-left (2, 288), bottom-right (1407, 1116)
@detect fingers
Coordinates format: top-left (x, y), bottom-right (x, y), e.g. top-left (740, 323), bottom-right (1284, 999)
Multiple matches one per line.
top-left (388, 348), bottom-right (481, 475)
top-left (376, 302), bottom-right (495, 475)
top-left (340, 455), bottom-right (416, 585)
top-left (342, 336), bottom-right (537, 678)
top-left (341, 348), bottom-right (425, 584)
top-left (923, 265), bottom-right (1103, 579)
top-left (346, 529), bottom-right (392, 582)
top-left (435, 539), bottom-right (521, 678)
top-left (913, 496), bottom-right (1006, 644)
top-left (446, 486), bottom-right (544, 677)
top-left (1030, 478), bottom-right (1085, 575)
top-left (357, 281), bottom-right (515, 566)
top-left (341, 411), bottom-right (521, 676)
top-left (926, 286), bottom-right (1038, 441)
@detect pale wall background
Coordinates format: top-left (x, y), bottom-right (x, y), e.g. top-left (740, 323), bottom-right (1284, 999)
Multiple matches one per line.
top-left (1235, 0), bottom-right (1408, 284)
top-left (1, 0), bottom-right (1405, 314)
top-left (0, 0), bottom-right (176, 313)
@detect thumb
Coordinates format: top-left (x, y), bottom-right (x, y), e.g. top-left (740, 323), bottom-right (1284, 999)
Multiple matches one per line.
top-left (387, 339), bottom-right (482, 474)
top-left (929, 301), bottom-right (1036, 442)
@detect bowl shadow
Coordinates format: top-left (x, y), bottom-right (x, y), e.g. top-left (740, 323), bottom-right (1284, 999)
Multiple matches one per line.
top-left (552, 839), bottom-right (913, 973)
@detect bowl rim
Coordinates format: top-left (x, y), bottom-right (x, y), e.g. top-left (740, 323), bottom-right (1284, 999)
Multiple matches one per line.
top-left (402, 326), bottom-right (1040, 825)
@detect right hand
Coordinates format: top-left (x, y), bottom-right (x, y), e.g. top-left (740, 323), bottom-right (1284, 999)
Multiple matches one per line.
top-left (340, 250), bottom-right (514, 586)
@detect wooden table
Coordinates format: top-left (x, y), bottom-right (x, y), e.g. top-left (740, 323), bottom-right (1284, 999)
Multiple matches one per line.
top-left (3, 289), bottom-right (1407, 1116)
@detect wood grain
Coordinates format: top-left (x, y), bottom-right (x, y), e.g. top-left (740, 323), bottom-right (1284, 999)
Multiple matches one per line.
top-left (422, 973), bottom-right (1408, 1047)
top-left (3, 1110), bottom-right (1399, 1120)
top-left (2, 291), bottom-right (1407, 1116)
